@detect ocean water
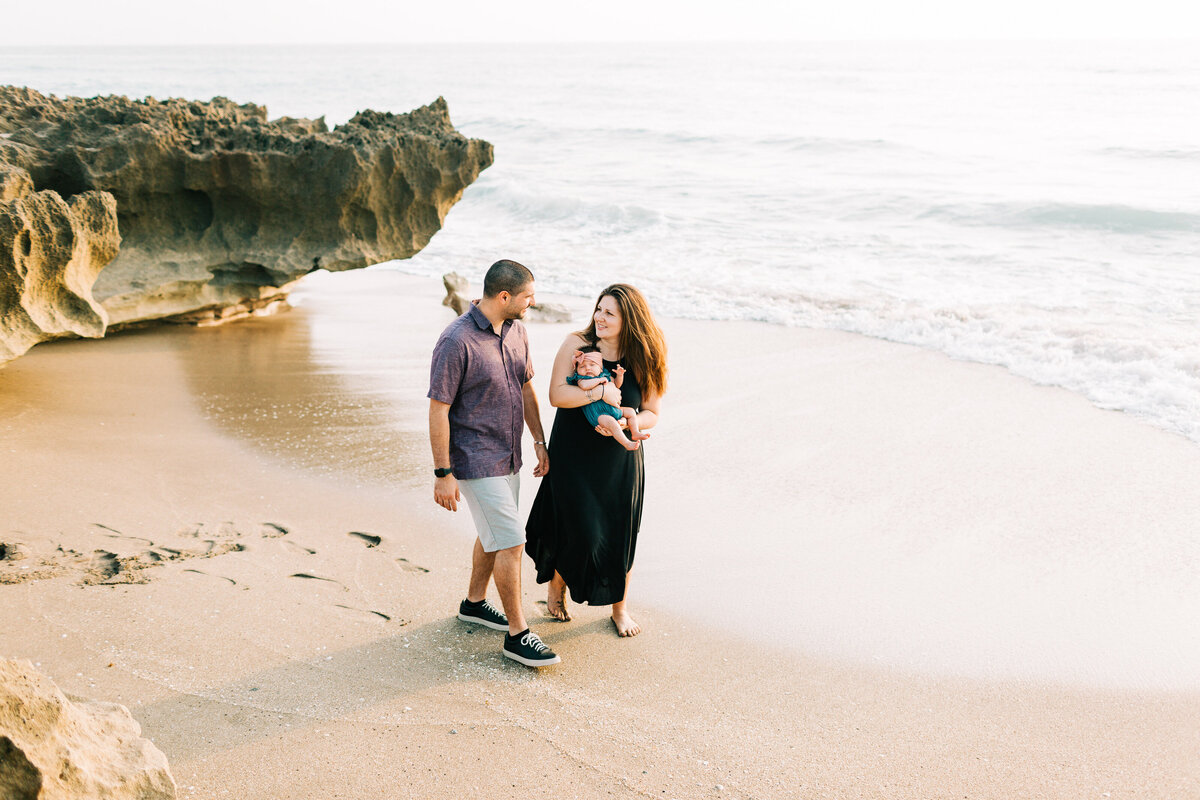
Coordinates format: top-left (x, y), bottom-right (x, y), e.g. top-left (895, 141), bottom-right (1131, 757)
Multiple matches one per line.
top-left (3, 41), bottom-right (1198, 443)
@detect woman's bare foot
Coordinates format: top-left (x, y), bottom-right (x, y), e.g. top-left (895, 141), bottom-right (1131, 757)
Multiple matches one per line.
top-left (546, 574), bottom-right (571, 621)
top-left (611, 608), bottom-right (641, 637)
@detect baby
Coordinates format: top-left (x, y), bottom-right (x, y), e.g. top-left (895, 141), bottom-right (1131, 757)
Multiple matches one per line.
top-left (567, 347), bottom-right (648, 451)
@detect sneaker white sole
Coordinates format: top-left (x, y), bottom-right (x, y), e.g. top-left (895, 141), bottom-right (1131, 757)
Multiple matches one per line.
top-left (457, 612), bottom-right (508, 631)
top-left (502, 649), bottom-right (561, 668)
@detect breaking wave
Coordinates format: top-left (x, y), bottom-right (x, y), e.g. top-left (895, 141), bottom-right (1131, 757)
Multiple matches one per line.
top-left (921, 201), bottom-right (1200, 234)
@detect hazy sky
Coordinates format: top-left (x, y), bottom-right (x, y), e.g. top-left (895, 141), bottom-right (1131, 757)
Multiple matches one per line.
top-left (2, 0), bottom-right (1195, 45)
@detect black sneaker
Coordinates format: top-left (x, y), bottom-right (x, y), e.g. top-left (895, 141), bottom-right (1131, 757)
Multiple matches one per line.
top-left (502, 629), bottom-right (561, 667)
top-left (457, 598), bottom-right (508, 631)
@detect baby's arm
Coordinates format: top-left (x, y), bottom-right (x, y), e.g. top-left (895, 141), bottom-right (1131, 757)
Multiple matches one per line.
top-left (574, 375), bottom-right (608, 391)
top-left (612, 364), bottom-right (625, 389)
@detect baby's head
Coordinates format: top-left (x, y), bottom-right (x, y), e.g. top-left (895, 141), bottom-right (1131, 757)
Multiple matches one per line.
top-left (573, 347), bottom-right (604, 377)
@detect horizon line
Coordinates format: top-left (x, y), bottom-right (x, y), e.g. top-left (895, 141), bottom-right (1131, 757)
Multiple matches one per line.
top-left (3, 35), bottom-right (1200, 48)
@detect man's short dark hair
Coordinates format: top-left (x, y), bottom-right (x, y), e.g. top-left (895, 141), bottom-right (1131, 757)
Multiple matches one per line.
top-left (483, 259), bottom-right (534, 298)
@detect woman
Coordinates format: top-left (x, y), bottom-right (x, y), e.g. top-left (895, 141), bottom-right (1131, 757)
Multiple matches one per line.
top-left (525, 284), bottom-right (668, 637)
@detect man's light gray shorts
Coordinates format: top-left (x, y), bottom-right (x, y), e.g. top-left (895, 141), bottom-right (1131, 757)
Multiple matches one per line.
top-left (458, 473), bottom-right (523, 553)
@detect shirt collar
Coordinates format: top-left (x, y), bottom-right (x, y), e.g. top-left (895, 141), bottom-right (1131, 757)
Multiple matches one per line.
top-left (468, 302), bottom-right (510, 335)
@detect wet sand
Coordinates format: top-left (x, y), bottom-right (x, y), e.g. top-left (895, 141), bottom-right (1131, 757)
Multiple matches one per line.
top-left (2, 269), bottom-right (1198, 799)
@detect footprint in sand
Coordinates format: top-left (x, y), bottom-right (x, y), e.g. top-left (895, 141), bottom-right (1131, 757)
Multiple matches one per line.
top-left (176, 522), bottom-right (243, 539)
top-left (183, 568), bottom-right (237, 586)
top-left (334, 604), bottom-right (394, 622)
top-left (395, 558), bottom-right (430, 574)
top-left (347, 531), bottom-right (381, 548)
top-left (201, 539), bottom-right (246, 556)
top-left (82, 550), bottom-right (151, 585)
top-left (0, 542), bottom-right (29, 561)
top-left (282, 540), bottom-right (317, 556)
top-left (91, 524), bottom-right (154, 547)
top-left (288, 573), bottom-right (349, 591)
top-left (89, 550), bottom-right (121, 581)
top-left (260, 523), bottom-right (289, 538)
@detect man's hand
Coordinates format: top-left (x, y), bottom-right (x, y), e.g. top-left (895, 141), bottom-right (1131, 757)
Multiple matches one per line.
top-left (601, 382), bottom-right (621, 407)
top-left (533, 443), bottom-right (549, 477)
top-left (434, 475), bottom-right (461, 511)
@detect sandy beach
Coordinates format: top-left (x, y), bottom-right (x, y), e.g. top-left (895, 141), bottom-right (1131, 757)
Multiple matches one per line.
top-left (3, 269), bottom-right (1199, 799)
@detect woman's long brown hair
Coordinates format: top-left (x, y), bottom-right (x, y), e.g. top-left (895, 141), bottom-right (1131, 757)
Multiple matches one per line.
top-left (578, 284), bottom-right (668, 397)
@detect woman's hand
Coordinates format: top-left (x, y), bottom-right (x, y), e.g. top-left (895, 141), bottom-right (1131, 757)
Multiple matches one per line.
top-left (600, 382), bottom-right (621, 407)
top-left (595, 418), bottom-right (628, 436)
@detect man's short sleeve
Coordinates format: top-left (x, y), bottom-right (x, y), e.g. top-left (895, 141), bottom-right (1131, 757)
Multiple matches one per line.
top-left (428, 334), bottom-right (466, 405)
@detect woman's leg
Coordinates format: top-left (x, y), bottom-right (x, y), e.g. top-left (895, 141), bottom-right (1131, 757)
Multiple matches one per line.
top-left (611, 573), bottom-right (641, 637)
top-left (546, 570), bottom-right (571, 621)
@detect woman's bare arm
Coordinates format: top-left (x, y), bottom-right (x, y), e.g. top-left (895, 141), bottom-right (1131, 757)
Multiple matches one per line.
top-left (634, 390), bottom-right (662, 432)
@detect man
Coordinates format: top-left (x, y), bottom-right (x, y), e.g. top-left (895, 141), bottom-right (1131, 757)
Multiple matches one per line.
top-left (427, 259), bottom-right (559, 667)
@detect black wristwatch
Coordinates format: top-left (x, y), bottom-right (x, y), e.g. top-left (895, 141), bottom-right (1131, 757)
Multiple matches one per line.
top-left (434, 467), bottom-right (454, 478)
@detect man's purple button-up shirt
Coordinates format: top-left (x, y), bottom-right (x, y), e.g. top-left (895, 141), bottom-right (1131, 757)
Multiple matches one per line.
top-left (428, 304), bottom-right (534, 480)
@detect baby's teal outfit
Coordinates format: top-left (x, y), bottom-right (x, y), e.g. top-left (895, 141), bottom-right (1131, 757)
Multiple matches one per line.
top-left (567, 371), bottom-right (622, 427)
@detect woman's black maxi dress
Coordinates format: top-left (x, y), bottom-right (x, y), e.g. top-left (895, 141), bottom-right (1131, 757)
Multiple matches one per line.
top-left (525, 359), bottom-right (644, 606)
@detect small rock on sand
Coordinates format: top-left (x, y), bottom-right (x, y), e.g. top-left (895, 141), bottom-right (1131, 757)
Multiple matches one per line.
top-left (0, 659), bottom-right (177, 800)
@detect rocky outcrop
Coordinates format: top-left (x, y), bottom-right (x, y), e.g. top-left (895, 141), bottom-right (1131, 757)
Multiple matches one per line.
top-left (0, 170), bottom-right (121, 362)
top-left (0, 658), bottom-right (176, 800)
top-left (527, 301), bottom-right (573, 323)
top-left (439, 271), bottom-right (573, 322)
top-left (0, 86), bottom-right (492, 351)
top-left (442, 271), bottom-right (470, 315)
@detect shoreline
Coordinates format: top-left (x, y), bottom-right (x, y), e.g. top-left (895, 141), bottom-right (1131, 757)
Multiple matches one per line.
top-left (3, 268), bottom-right (1199, 797)
top-left (385, 262), bottom-right (1200, 454)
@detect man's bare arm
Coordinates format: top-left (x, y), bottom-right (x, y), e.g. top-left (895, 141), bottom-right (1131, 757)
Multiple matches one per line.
top-left (522, 381), bottom-right (549, 477)
top-left (429, 399), bottom-right (460, 511)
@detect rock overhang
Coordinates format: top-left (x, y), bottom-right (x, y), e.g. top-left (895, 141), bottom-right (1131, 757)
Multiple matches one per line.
top-left (0, 87), bottom-right (492, 362)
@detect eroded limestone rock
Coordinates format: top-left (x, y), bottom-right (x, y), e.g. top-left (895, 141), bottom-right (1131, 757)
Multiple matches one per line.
top-left (0, 86), bottom-right (492, 330)
top-left (439, 271), bottom-right (573, 322)
top-left (0, 659), bottom-right (176, 800)
top-left (526, 301), bottom-right (573, 323)
top-left (442, 271), bottom-right (470, 315)
top-left (0, 169), bottom-right (120, 363)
